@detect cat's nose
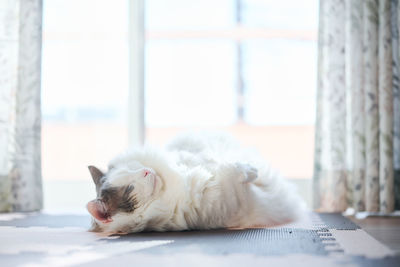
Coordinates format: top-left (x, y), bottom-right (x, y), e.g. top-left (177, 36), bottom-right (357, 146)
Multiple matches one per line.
top-left (143, 168), bottom-right (154, 178)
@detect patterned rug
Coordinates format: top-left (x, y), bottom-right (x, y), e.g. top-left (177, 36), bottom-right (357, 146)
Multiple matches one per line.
top-left (0, 212), bottom-right (398, 267)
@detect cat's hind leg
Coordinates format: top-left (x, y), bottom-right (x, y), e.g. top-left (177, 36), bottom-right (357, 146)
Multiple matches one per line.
top-left (216, 162), bottom-right (258, 184)
top-left (234, 162), bottom-right (258, 183)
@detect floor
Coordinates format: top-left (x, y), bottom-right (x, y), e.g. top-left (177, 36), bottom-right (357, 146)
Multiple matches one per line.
top-left (0, 212), bottom-right (399, 267)
top-left (349, 216), bottom-right (400, 253)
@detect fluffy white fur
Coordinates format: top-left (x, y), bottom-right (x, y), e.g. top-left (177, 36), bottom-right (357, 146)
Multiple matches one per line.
top-left (87, 132), bottom-right (305, 233)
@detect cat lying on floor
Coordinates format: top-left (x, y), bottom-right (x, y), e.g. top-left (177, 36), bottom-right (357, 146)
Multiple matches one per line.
top-left (86, 132), bottom-right (305, 233)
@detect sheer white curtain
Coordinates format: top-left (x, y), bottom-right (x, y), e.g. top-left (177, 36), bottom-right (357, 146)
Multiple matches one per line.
top-left (313, 0), bottom-right (400, 213)
top-left (0, 0), bottom-right (43, 212)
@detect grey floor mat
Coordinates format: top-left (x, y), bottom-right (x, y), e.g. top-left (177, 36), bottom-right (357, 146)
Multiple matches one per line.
top-left (0, 213), bottom-right (91, 228)
top-left (104, 228), bottom-right (328, 255)
top-left (317, 213), bottom-right (360, 230)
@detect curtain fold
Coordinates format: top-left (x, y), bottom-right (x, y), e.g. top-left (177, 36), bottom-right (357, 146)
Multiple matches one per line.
top-left (313, 0), bottom-right (400, 213)
top-left (0, 0), bottom-right (43, 212)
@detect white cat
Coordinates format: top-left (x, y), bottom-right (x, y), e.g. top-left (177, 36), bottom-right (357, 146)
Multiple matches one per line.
top-left (87, 132), bottom-right (305, 233)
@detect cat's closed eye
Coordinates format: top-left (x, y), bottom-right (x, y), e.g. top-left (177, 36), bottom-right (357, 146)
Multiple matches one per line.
top-left (97, 185), bottom-right (137, 213)
top-left (118, 198), bottom-right (136, 212)
top-left (118, 185), bottom-right (137, 212)
top-left (100, 187), bottom-right (118, 203)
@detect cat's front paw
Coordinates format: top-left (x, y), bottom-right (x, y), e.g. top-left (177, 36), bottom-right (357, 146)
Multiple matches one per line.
top-left (235, 162), bottom-right (258, 183)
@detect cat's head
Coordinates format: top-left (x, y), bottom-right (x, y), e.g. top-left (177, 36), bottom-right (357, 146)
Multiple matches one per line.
top-left (86, 159), bottom-right (163, 233)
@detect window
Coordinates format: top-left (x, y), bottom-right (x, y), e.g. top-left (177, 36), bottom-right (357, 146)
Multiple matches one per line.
top-left (145, 0), bottom-right (318, 179)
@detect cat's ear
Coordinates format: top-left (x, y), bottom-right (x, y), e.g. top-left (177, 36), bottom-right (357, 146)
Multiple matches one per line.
top-left (88, 165), bottom-right (104, 186)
